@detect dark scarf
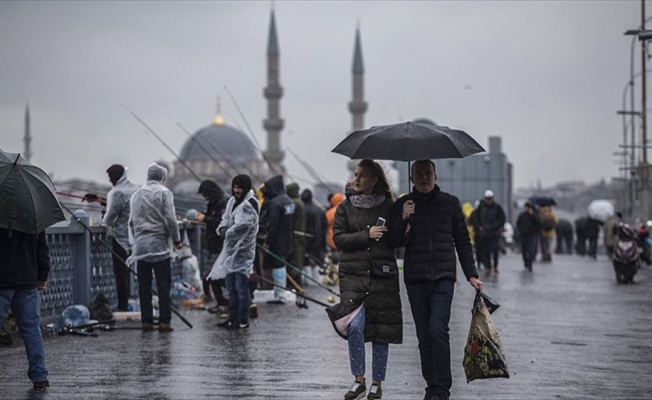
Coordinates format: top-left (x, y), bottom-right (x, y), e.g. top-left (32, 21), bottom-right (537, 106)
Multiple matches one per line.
top-left (349, 193), bottom-right (386, 209)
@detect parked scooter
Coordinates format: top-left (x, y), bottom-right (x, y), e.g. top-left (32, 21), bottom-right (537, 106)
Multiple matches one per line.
top-left (612, 223), bottom-right (640, 284)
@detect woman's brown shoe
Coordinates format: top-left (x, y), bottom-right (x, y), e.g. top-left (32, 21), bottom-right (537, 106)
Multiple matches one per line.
top-left (158, 323), bottom-right (174, 332)
top-left (142, 322), bottom-right (154, 331)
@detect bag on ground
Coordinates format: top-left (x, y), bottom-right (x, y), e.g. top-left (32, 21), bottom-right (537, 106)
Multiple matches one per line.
top-left (89, 293), bottom-right (114, 322)
top-left (463, 290), bottom-right (510, 383)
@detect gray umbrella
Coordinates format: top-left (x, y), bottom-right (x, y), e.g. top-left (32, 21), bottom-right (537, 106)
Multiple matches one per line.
top-left (0, 149), bottom-right (65, 234)
top-left (331, 121), bottom-right (485, 161)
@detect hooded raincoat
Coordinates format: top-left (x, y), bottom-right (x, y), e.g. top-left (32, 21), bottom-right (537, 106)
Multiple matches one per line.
top-left (128, 163), bottom-right (181, 264)
top-left (208, 190), bottom-right (259, 280)
top-left (103, 168), bottom-right (139, 252)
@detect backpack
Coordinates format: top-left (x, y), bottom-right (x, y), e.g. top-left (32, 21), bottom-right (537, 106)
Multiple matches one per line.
top-left (89, 294), bottom-right (114, 322)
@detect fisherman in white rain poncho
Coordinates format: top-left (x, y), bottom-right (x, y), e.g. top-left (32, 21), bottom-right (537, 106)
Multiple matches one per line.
top-left (102, 164), bottom-right (139, 311)
top-left (128, 162), bottom-right (182, 332)
top-left (209, 175), bottom-right (259, 329)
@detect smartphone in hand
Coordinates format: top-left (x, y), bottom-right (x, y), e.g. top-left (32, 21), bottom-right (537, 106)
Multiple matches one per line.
top-left (376, 217), bottom-right (386, 226)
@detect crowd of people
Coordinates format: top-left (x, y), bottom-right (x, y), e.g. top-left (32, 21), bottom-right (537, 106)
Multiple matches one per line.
top-left (4, 158), bottom-right (490, 400)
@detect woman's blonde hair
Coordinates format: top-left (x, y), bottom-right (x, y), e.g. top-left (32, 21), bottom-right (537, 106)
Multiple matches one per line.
top-left (352, 159), bottom-right (393, 199)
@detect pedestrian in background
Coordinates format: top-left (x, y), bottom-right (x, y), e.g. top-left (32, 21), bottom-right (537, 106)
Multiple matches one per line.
top-left (388, 160), bottom-right (482, 400)
top-left (286, 182), bottom-right (306, 286)
top-left (585, 217), bottom-right (603, 260)
top-left (326, 192), bottom-right (345, 262)
top-left (327, 159), bottom-right (402, 400)
top-left (603, 214), bottom-right (619, 259)
top-left (554, 219), bottom-right (574, 255)
top-left (129, 163), bottom-right (182, 332)
top-left (516, 201), bottom-right (540, 271)
top-left (209, 175), bottom-right (259, 330)
top-left (574, 216), bottom-right (588, 256)
top-left (102, 164), bottom-right (139, 311)
top-left (259, 175), bottom-right (295, 304)
top-left (538, 206), bottom-right (557, 262)
top-left (195, 180), bottom-right (229, 316)
top-left (473, 190), bottom-right (506, 274)
top-left (0, 229), bottom-right (51, 390)
top-left (301, 188), bottom-right (327, 285)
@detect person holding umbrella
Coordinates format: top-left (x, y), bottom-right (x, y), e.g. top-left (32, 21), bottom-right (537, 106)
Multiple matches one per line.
top-left (387, 160), bottom-right (482, 400)
top-left (0, 151), bottom-right (66, 390)
top-left (326, 159), bottom-right (402, 400)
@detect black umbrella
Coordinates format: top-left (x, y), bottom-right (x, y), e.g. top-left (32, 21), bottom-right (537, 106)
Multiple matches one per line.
top-left (528, 195), bottom-right (557, 207)
top-left (331, 121), bottom-right (485, 161)
top-left (0, 150), bottom-right (65, 234)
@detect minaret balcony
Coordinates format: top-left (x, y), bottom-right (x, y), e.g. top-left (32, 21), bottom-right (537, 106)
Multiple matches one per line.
top-left (348, 102), bottom-right (368, 113)
top-left (264, 86), bottom-right (284, 99)
top-left (264, 119), bottom-right (285, 131)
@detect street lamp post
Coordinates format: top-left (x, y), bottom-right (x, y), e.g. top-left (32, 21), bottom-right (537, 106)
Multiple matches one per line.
top-left (625, 0), bottom-right (651, 220)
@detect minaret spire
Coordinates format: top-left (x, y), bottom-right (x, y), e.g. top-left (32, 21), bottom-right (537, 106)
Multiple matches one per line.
top-left (263, 6), bottom-right (285, 175)
top-left (348, 22), bottom-right (368, 171)
top-left (213, 96), bottom-right (224, 126)
top-left (24, 103), bottom-right (32, 162)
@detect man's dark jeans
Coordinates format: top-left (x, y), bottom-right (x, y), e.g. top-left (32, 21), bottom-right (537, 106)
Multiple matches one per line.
top-left (112, 238), bottom-right (131, 311)
top-left (406, 279), bottom-right (455, 398)
top-left (521, 235), bottom-right (538, 267)
top-left (137, 258), bottom-right (172, 324)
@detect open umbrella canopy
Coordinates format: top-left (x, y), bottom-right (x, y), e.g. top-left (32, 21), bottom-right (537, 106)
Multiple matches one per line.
top-left (0, 149), bottom-right (65, 234)
top-left (528, 195), bottom-right (557, 207)
top-left (331, 121), bottom-right (485, 161)
top-left (587, 199), bottom-right (614, 222)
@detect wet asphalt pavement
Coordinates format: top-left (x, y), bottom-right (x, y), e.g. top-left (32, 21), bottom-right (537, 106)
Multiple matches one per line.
top-left (2, 253), bottom-right (652, 400)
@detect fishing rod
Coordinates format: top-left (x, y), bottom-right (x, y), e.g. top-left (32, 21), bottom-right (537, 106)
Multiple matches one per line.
top-left (257, 276), bottom-right (330, 308)
top-left (58, 201), bottom-right (194, 329)
top-left (223, 86), bottom-right (281, 176)
top-left (257, 243), bottom-right (340, 298)
top-left (176, 121), bottom-right (249, 178)
top-left (285, 147), bottom-right (329, 212)
top-left (121, 103), bottom-right (202, 182)
top-left (57, 191), bottom-right (107, 207)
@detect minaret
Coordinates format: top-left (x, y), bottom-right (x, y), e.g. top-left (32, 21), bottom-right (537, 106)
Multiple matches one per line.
top-left (24, 103), bottom-right (32, 162)
top-left (347, 22), bottom-right (368, 172)
top-left (349, 22), bottom-right (367, 132)
top-left (263, 7), bottom-right (285, 176)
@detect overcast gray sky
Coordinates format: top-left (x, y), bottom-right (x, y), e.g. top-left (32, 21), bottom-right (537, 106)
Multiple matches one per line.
top-left (0, 1), bottom-right (641, 189)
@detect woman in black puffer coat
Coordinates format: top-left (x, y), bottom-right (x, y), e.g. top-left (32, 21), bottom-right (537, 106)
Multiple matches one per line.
top-left (326, 159), bottom-right (402, 400)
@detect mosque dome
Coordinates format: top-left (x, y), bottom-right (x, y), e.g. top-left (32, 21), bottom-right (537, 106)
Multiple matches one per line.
top-left (179, 120), bottom-right (259, 163)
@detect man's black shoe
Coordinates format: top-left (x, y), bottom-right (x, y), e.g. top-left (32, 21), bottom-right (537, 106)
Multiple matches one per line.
top-left (217, 319), bottom-right (235, 328)
top-left (33, 380), bottom-right (49, 390)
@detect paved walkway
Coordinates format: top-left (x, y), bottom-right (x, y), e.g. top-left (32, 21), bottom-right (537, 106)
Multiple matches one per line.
top-left (2, 253), bottom-right (652, 399)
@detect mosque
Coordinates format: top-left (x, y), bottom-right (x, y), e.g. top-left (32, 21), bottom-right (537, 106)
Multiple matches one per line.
top-left (166, 9), bottom-right (368, 197)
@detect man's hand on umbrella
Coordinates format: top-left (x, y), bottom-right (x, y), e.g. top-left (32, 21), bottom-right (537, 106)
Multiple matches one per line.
top-left (37, 281), bottom-right (47, 291)
top-left (402, 200), bottom-right (415, 220)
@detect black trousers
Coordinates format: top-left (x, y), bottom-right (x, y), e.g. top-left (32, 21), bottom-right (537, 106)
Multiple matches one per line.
top-left (112, 238), bottom-right (131, 311)
top-left (137, 258), bottom-right (172, 324)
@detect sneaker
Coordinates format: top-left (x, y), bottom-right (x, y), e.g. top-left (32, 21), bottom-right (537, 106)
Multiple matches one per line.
top-left (227, 320), bottom-right (249, 330)
top-left (344, 380), bottom-right (366, 400)
top-left (250, 303), bottom-right (258, 319)
top-left (367, 383), bottom-right (382, 399)
top-left (33, 380), bottom-right (49, 390)
top-left (217, 319), bottom-right (236, 329)
top-left (239, 321), bottom-right (250, 329)
top-left (266, 298), bottom-right (287, 305)
top-left (207, 305), bottom-right (220, 314)
top-left (158, 323), bottom-right (174, 332)
top-left (218, 306), bottom-right (229, 319)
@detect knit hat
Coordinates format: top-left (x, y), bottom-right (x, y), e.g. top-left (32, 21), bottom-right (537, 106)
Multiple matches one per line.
top-left (232, 175), bottom-right (252, 197)
top-left (106, 164), bottom-right (125, 186)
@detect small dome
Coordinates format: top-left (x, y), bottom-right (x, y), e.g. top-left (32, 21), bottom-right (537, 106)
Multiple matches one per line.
top-left (179, 123), bottom-right (259, 163)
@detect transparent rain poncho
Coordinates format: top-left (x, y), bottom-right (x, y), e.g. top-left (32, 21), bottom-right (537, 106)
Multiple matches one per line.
top-left (128, 163), bottom-right (181, 264)
top-left (208, 190), bottom-right (259, 280)
top-left (102, 168), bottom-right (139, 252)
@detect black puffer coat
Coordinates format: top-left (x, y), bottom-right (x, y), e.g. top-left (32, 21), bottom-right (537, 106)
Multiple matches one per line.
top-left (260, 175), bottom-right (295, 269)
top-left (198, 180), bottom-right (227, 255)
top-left (0, 229), bottom-right (50, 289)
top-left (388, 185), bottom-right (478, 284)
top-left (326, 189), bottom-right (402, 344)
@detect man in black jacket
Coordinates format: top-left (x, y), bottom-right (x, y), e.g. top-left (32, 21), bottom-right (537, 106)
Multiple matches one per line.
top-left (259, 175), bottom-right (295, 304)
top-left (0, 229), bottom-right (51, 390)
top-left (196, 180), bottom-right (229, 314)
top-left (474, 190), bottom-right (506, 274)
top-left (301, 188), bottom-right (327, 285)
top-left (388, 160), bottom-right (482, 400)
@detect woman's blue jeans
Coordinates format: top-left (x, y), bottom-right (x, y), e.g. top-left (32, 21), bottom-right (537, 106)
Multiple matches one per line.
top-left (0, 288), bottom-right (48, 382)
top-left (347, 306), bottom-right (389, 381)
top-left (225, 272), bottom-right (251, 323)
